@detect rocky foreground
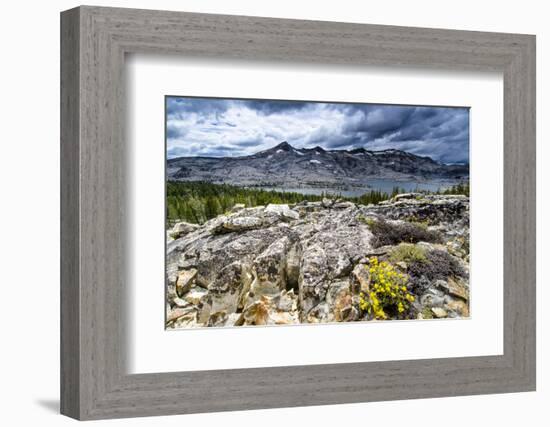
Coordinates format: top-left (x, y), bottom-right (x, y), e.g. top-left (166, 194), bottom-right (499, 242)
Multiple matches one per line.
top-left (166, 193), bottom-right (470, 329)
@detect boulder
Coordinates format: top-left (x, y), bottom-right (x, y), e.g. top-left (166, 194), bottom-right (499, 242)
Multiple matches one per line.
top-left (270, 311), bottom-right (298, 325)
top-left (242, 299), bottom-right (270, 326)
top-left (226, 312), bottom-right (245, 327)
top-left (339, 304), bottom-right (360, 322)
top-left (252, 237), bottom-right (290, 296)
top-left (170, 221), bottom-right (200, 239)
top-left (189, 227), bottom-right (285, 287)
top-left (220, 216), bottom-right (264, 233)
top-left (208, 261), bottom-right (252, 314)
top-left (439, 277), bottom-right (469, 301)
top-left (298, 244), bottom-right (329, 317)
top-left (325, 280), bottom-right (358, 322)
top-left (445, 298), bottom-right (470, 317)
top-left (307, 302), bottom-right (330, 322)
top-left (166, 307), bottom-right (196, 324)
top-left (275, 290), bottom-right (298, 312)
top-left (420, 288), bottom-right (447, 308)
top-left (207, 311), bottom-right (228, 327)
top-left (392, 193), bottom-right (422, 201)
top-left (431, 307), bottom-right (448, 318)
top-left (241, 292), bottom-right (299, 326)
top-left (351, 263), bottom-right (370, 294)
top-left (332, 201), bottom-right (356, 209)
top-left (168, 310), bottom-right (198, 329)
top-left (231, 203), bottom-right (246, 212)
top-left (176, 268), bottom-right (198, 297)
top-left (184, 287), bottom-right (208, 305)
top-left (322, 198), bottom-right (334, 208)
top-left (172, 297), bottom-right (190, 308)
top-left (264, 204), bottom-right (300, 221)
top-left (166, 284), bottom-right (178, 304)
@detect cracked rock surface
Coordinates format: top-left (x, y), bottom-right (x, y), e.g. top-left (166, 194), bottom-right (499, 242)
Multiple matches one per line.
top-left (166, 195), bottom-right (470, 329)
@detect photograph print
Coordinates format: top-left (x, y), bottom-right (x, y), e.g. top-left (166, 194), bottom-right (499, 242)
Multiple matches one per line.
top-left (165, 96), bottom-right (470, 329)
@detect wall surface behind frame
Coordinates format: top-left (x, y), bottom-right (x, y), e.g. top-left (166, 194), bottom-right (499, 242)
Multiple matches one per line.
top-left (0, 0), bottom-right (547, 426)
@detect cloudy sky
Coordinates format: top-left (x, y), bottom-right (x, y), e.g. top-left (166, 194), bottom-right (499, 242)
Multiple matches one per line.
top-left (166, 97), bottom-right (469, 164)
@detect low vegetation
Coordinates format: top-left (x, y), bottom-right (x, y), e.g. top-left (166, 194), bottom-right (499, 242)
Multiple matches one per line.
top-left (421, 306), bottom-right (434, 319)
top-left (407, 249), bottom-right (466, 294)
top-left (389, 243), bottom-right (427, 264)
top-left (366, 218), bottom-right (443, 248)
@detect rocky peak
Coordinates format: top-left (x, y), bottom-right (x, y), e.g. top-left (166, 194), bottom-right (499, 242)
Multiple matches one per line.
top-left (269, 141), bottom-right (292, 152)
top-left (167, 141), bottom-right (469, 187)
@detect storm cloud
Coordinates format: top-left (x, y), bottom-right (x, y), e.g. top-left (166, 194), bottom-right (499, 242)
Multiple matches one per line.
top-left (166, 97), bottom-right (469, 164)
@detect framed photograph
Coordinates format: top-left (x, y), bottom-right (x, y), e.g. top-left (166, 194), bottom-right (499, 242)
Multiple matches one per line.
top-left (61, 6), bottom-right (536, 420)
top-left (164, 96), bottom-right (471, 329)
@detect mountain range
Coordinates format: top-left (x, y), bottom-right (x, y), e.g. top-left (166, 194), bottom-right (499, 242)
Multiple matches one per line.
top-left (167, 141), bottom-right (469, 189)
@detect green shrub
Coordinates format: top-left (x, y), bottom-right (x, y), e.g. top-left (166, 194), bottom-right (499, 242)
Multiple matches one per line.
top-left (366, 219), bottom-right (443, 248)
top-left (389, 243), bottom-right (427, 264)
top-left (358, 215), bottom-right (376, 227)
top-left (410, 219), bottom-right (430, 230)
top-left (421, 306), bottom-right (434, 319)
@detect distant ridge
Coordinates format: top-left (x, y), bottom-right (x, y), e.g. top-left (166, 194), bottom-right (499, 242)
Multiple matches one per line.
top-left (167, 141), bottom-right (469, 188)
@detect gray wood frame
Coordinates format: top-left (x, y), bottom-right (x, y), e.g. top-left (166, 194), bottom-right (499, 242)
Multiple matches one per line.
top-left (60, 5), bottom-right (536, 420)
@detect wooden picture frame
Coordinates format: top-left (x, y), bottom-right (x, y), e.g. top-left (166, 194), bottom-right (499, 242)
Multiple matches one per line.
top-left (61, 5), bottom-right (536, 420)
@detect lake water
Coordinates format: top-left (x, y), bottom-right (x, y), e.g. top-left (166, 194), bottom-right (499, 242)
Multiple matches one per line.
top-left (260, 179), bottom-right (455, 197)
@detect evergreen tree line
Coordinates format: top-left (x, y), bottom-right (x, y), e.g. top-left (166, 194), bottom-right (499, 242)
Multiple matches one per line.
top-left (166, 180), bottom-right (469, 225)
top-left (166, 181), bottom-right (396, 224)
top-left (438, 182), bottom-right (470, 196)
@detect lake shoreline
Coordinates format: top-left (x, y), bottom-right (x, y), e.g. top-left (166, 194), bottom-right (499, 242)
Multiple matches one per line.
top-left (249, 178), bottom-right (467, 196)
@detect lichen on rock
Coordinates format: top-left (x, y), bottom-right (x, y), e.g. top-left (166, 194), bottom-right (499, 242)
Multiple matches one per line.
top-left (166, 194), bottom-right (470, 328)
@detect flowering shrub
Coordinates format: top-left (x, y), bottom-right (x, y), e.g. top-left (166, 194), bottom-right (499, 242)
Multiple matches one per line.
top-left (359, 257), bottom-right (416, 320)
